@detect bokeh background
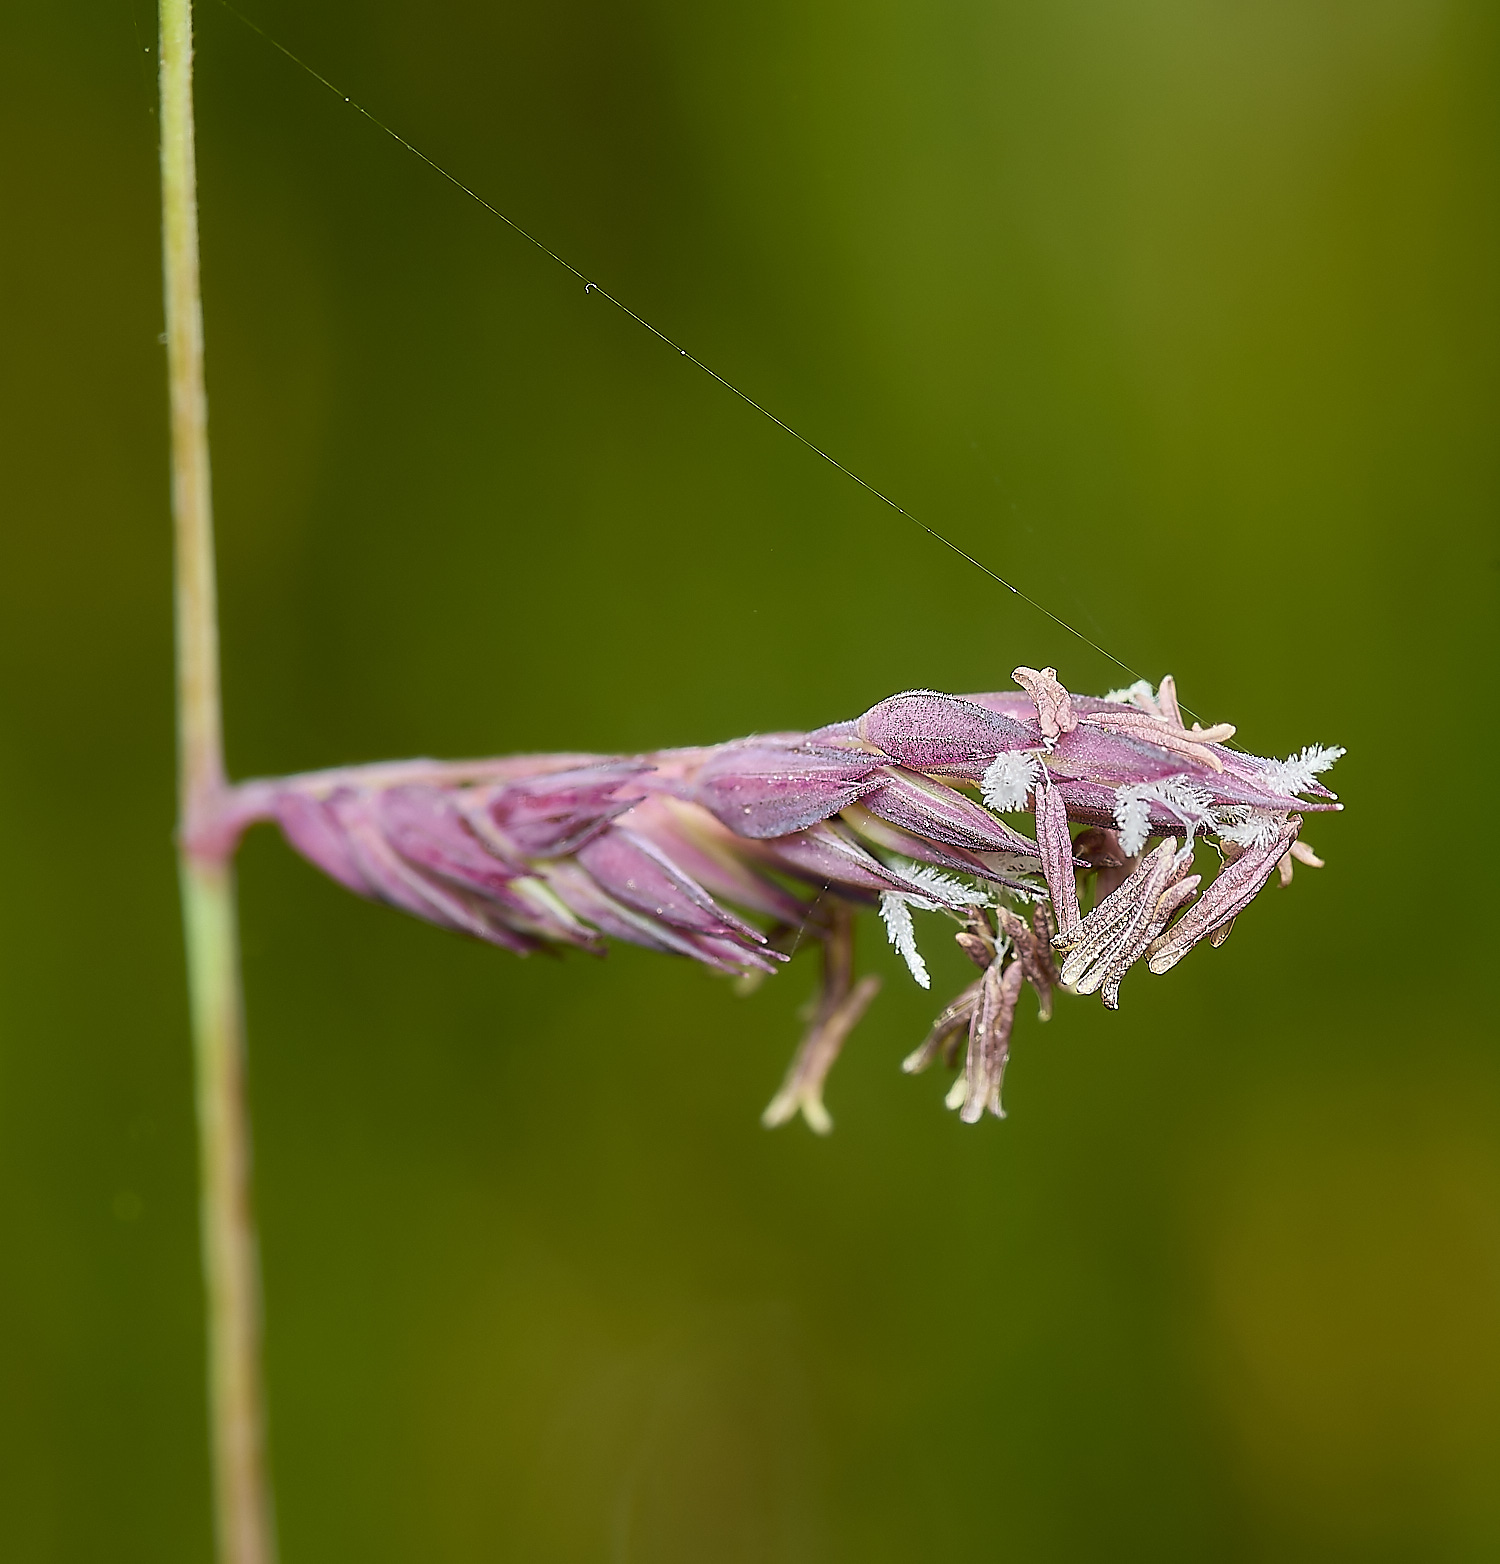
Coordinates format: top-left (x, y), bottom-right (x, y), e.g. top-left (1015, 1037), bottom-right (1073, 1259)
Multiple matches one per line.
top-left (3, 0), bottom-right (1498, 1558)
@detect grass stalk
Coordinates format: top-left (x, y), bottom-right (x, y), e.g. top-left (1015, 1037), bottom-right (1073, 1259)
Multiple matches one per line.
top-left (159, 1), bottom-right (277, 1559)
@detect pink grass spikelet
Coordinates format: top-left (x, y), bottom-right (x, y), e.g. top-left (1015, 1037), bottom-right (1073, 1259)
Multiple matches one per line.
top-left (226, 668), bottom-right (1344, 1131)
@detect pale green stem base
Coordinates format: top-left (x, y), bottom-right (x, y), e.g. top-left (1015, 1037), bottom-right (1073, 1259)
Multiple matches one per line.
top-left (181, 855), bottom-right (276, 1564)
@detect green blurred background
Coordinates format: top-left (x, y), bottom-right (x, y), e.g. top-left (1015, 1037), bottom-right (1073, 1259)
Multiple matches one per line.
top-left (3, 0), bottom-right (1498, 1558)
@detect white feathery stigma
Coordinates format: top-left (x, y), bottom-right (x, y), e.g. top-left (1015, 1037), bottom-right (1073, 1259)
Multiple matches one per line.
top-left (1102, 679), bottom-right (1156, 707)
top-left (890, 861), bottom-right (992, 909)
top-left (980, 750), bottom-right (1042, 812)
top-left (879, 892), bottom-right (930, 988)
top-left (1213, 807), bottom-right (1283, 849)
top-left (1113, 777), bottom-right (1220, 855)
top-left (1261, 744), bottom-right (1347, 797)
top-left (1149, 778), bottom-right (1217, 844)
top-left (1113, 785), bottom-right (1154, 856)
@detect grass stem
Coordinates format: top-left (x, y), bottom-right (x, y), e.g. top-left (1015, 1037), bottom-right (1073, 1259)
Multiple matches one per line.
top-left (159, 0), bottom-right (277, 1558)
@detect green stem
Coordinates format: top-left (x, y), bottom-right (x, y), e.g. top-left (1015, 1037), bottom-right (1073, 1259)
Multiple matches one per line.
top-left (159, 2), bottom-right (277, 1560)
top-left (181, 860), bottom-right (275, 1564)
